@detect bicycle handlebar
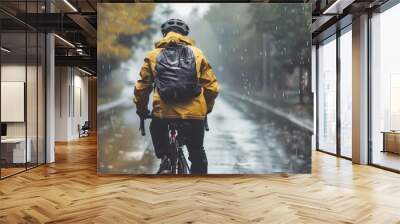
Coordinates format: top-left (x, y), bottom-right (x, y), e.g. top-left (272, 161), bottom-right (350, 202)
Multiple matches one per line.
top-left (204, 116), bottom-right (209, 132)
top-left (139, 115), bottom-right (151, 136)
top-left (140, 118), bottom-right (146, 136)
top-left (139, 115), bottom-right (210, 136)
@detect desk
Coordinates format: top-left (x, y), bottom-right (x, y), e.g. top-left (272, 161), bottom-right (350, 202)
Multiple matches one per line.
top-left (382, 131), bottom-right (400, 154)
top-left (1, 138), bottom-right (31, 163)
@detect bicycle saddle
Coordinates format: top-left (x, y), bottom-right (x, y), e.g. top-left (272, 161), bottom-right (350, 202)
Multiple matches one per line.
top-left (168, 120), bottom-right (190, 131)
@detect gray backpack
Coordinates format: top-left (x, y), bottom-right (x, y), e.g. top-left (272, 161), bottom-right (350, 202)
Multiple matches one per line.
top-left (155, 42), bottom-right (201, 104)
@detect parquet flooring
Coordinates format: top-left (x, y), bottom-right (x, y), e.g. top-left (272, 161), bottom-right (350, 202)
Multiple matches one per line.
top-left (1, 167), bottom-right (26, 178)
top-left (1, 135), bottom-right (400, 223)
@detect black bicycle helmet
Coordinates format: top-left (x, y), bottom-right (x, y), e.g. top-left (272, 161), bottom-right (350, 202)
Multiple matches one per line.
top-left (161, 18), bottom-right (190, 36)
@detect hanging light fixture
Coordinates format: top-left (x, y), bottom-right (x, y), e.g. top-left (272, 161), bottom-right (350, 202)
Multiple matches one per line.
top-left (1, 47), bottom-right (11, 53)
top-left (63, 0), bottom-right (78, 12)
top-left (54, 34), bottom-right (75, 48)
top-left (78, 67), bottom-right (93, 76)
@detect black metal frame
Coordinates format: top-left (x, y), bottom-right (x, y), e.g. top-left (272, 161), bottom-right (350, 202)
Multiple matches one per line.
top-left (336, 28), bottom-right (341, 157)
top-left (315, 44), bottom-right (319, 151)
top-left (367, 10), bottom-right (373, 166)
top-left (0, 0), bottom-right (47, 180)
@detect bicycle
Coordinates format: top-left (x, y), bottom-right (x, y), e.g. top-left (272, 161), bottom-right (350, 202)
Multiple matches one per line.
top-left (139, 115), bottom-right (209, 174)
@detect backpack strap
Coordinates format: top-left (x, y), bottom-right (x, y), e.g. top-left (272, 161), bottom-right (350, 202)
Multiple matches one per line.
top-left (145, 58), bottom-right (157, 93)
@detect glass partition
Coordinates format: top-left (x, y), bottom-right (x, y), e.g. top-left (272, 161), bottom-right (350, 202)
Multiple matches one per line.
top-left (371, 3), bottom-right (400, 171)
top-left (27, 30), bottom-right (38, 169)
top-left (339, 27), bottom-right (352, 158)
top-left (317, 35), bottom-right (337, 154)
top-left (1, 30), bottom-right (28, 177)
top-left (0, 1), bottom-right (46, 179)
top-left (38, 32), bottom-right (45, 165)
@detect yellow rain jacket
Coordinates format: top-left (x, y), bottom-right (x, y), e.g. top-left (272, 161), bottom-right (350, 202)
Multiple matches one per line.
top-left (134, 32), bottom-right (219, 120)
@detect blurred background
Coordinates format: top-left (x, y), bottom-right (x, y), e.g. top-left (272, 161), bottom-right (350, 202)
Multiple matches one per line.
top-left (97, 3), bottom-right (313, 174)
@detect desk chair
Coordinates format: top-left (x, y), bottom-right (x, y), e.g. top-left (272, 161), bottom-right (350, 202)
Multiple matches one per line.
top-left (79, 121), bottom-right (90, 138)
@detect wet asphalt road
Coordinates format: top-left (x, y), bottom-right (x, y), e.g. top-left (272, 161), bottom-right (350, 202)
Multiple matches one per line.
top-left (98, 93), bottom-right (311, 174)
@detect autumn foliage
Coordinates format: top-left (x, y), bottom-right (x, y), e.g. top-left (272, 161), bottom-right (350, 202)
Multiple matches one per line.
top-left (98, 3), bottom-right (155, 60)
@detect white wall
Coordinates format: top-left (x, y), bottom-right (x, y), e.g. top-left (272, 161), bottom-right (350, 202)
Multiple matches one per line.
top-left (1, 82), bottom-right (25, 122)
top-left (55, 67), bottom-right (89, 141)
top-left (55, 67), bottom-right (69, 141)
top-left (1, 65), bottom-right (26, 136)
top-left (74, 73), bottom-right (89, 134)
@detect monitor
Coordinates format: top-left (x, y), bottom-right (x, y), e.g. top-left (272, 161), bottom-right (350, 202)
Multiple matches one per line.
top-left (1, 123), bottom-right (7, 137)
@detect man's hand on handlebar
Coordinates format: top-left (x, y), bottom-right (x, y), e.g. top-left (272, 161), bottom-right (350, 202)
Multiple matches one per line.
top-left (136, 109), bottom-right (150, 120)
top-left (138, 110), bottom-right (150, 136)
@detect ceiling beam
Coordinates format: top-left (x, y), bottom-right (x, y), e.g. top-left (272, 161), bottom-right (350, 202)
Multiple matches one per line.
top-left (86, 0), bottom-right (97, 12)
top-left (67, 13), bottom-right (97, 39)
top-left (323, 0), bottom-right (356, 14)
top-left (13, 13), bottom-right (81, 32)
top-left (55, 55), bottom-right (96, 73)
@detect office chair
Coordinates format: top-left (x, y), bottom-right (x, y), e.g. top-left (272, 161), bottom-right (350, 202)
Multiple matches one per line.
top-left (79, 121), bottom-right (90, 138)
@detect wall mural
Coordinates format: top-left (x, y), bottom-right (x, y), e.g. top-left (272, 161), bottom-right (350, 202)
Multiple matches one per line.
top-left (97, 3), bottom-right (313, 175)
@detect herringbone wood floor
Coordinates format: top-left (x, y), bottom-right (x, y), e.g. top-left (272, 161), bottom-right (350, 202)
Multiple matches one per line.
top-left (1, 135), bottom-right (400, 224)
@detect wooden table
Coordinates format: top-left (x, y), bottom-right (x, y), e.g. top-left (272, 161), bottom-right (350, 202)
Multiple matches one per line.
top-left (381, 131), bottom-right (400, 154)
